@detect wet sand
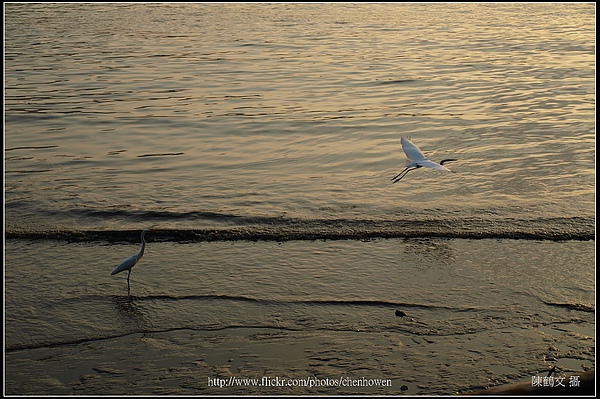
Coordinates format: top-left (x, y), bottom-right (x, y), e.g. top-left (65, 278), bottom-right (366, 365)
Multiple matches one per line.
top-left (5, 324), bottom-right (594, 395)
top-left (6, 328), bottom-right (402, 395)
top-left (5, 238), bottom-right (595, 396)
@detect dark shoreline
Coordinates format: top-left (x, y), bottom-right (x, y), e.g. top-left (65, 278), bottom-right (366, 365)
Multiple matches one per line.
top-left (5, 227), bottom-right (594, 243)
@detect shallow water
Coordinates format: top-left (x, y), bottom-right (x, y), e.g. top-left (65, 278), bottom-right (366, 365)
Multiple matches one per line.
top-left (4, 3), bottom-right (596, 395)
top-left (6, 239), bottom-right (595, 351)
top-left (4, 238), bottom-right (595, 395)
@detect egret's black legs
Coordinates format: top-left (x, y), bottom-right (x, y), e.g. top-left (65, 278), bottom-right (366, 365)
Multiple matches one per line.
top-left (392, 166), bottom-right (421, 183)
top-left (392, 169), bottom-right (412, 183)
top-left (391, 167), bottom-right (409, 182)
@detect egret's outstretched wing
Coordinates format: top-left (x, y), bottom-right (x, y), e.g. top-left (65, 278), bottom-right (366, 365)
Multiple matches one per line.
top-left (416, 159), bottom-right (451, 171)
top-left (401, 137), bottom-right (427, 162)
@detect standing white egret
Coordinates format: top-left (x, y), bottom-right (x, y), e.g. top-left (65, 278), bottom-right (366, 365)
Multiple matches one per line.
top-left (391, 137), bottom-right (457, 183)
top-left (111, 229), bottom-right (156, 287)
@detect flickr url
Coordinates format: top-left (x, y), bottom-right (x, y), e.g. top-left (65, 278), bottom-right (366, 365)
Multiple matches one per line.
top-left (208, 376), bottom-right (393, 389)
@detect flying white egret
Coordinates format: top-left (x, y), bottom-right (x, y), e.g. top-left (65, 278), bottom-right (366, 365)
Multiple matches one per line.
top-left (391, 137), bottom-right (457, 183)
top-left (111, 229), bottom-right (156, 287)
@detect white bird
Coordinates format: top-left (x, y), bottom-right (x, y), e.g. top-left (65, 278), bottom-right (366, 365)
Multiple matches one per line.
top-left (391, 137), bottom-right (457, 183)
top-left (111, 229), bottom-right (156, 287)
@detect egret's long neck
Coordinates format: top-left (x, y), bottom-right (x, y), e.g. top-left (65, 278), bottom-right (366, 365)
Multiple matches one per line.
top-left (138, 234), bottom-right (147, 258)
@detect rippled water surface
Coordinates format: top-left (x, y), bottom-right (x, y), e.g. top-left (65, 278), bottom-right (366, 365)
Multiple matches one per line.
top-left (4, 3), bottom-right (595, 395)
top-left (5, 3), bottom-right (595, 236)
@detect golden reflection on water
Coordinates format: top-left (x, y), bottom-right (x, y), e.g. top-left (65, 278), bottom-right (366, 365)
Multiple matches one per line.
top-left (4, 3), bottom-right (595, 230)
